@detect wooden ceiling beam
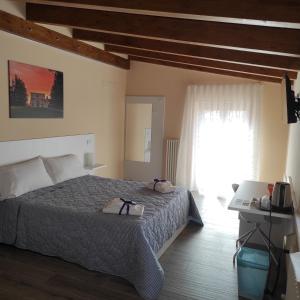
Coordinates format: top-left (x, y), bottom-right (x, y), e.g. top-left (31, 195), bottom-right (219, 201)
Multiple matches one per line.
top-left (129, 56), bottom-right (283, 83)
top-left (29, 0), bottom-right (300, 24)
top-left (106, 44), bottom-right (297, 79)
top-left (0, 10), bottom-right (129, 69)
top-left (73, 30), bottom-right (300, 71)
top-left (26, 3), bottom-right (300, 55)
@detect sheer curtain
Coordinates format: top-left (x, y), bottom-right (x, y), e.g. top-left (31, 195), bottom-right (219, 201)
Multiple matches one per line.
top-left (176, 84), bottom-right (262, 197)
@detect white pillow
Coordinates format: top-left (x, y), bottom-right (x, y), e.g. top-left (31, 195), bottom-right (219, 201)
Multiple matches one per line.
top-left (43, 154), bottom-right (86, 184)
top-left (0, 157), bottom-right (54, 200)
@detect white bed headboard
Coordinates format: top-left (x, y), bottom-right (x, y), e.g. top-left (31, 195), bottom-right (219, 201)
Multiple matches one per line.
top-left (0, 134), bottom-right (95, 166)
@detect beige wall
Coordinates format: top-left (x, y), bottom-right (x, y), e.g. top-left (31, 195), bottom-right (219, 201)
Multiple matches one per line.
top-left (127, 61), bottom-right (289, 182)
top-left (286, 73), bottom-right (300, 210)
top-left (260, 83), bottom-right (289, 182)
top-left (1, 0), bottom-right (289, 182)
top-left (0, 1), bottom-right (127, 178)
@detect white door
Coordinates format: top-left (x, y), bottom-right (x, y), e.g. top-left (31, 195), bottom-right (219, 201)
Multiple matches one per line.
top-left (124, 96), bottom-right (165, 181)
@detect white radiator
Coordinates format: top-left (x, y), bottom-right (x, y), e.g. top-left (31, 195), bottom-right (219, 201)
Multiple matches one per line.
top-left (165, 139), bottom-right (179, 185)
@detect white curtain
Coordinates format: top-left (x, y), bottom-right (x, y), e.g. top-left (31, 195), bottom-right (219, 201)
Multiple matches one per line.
top-left (176, 84), bottom-right (262, 197)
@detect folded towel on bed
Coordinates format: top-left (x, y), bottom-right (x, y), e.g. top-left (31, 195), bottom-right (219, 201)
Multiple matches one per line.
top-left (146, 178), bottom-right (176, 193)
top-left (103, 198), bottom-right (144, 216)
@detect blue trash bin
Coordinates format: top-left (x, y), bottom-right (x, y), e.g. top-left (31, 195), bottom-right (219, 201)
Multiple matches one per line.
top-left (237, 247), bottom-right (270, 300)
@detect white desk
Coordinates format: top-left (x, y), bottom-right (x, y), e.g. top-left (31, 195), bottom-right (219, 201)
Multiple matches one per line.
top-left (228, 180), bottom-right (294, 264)
top-left (228, 180), bottom-right (293, 220)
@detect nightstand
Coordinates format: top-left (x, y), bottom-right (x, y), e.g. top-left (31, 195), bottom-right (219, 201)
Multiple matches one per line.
top-left (85, 163), bottom-right (106, 175)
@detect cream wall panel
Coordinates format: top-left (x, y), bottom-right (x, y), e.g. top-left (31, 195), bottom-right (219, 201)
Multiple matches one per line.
top-left (0, 1), bottom-right (127, 179)
top-left (126, 61), bottom-right (289, 182)
top-left (259, 83), bottom-right (289, 182)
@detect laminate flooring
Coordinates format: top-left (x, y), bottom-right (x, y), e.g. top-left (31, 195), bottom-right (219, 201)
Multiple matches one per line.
top-left (0, 192), bottom-right (282, 299)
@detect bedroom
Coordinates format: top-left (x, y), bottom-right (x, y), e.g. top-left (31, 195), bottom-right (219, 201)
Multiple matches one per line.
top-left (0, 1), bottom-right (300, 299)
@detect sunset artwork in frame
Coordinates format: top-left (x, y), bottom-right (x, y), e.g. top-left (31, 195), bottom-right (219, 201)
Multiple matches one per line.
top-left (8, 60), bottom-right (63, 118)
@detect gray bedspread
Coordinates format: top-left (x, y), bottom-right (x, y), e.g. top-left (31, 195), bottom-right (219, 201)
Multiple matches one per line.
top-left (0, 175), bottom-right (202, 300)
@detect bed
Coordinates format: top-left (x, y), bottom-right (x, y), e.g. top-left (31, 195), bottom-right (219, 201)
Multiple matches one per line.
top-left (0, 135), bottom-right (203, 300)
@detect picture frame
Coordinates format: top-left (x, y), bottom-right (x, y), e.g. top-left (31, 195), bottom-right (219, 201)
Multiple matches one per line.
top-left (8, 60), bottom-right (63, 118)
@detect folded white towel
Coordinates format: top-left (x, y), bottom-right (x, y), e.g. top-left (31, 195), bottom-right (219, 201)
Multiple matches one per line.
top-left (146, 180), bottom-right (176, 193)
top-left (103, 198), bottom-right (144, 216)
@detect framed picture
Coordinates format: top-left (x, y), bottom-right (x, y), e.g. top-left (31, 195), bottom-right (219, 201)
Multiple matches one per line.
top-left (8, 60), bottom-right (63, 118)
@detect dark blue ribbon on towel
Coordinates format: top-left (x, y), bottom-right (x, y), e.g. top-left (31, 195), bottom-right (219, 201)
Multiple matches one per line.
top-left (153, 178), bottom-right (167, 191)
top-left (118, 198), bottom-right (137, 215)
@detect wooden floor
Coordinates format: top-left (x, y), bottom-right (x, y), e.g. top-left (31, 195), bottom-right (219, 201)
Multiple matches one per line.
top-left (0, 193), bottom-right (246, 299)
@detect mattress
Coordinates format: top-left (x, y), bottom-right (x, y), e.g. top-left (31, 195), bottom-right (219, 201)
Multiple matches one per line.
top-left (0, 175), bottom-right (203, 300)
